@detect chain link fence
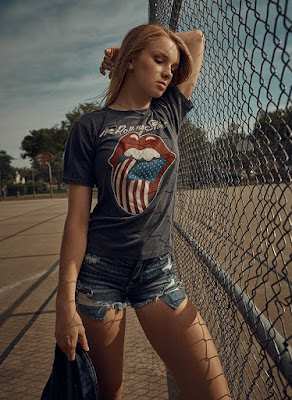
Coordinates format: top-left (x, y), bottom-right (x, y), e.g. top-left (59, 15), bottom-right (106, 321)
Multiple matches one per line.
top-left (0, 163), bottom-right (67, 199)
top-left (149, 1), bottom-right (292, 398)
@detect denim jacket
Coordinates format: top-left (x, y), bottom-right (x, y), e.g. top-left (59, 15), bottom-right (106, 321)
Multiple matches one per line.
top-left (41, 342), bottom-right (99, 400)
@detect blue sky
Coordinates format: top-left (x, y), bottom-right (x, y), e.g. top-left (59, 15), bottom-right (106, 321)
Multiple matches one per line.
top-left (1, 0), bottom-right (291, 169)
top-left (182, 0), bottom-right (291, 138)
top-left (0, 0), bottom-right (148, 168)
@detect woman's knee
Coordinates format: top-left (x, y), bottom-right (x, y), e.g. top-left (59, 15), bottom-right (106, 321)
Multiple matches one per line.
top-left (98, 373), bottom-right (124, 400)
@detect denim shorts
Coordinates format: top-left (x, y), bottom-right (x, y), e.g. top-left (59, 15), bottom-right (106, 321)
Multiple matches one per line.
top-left (76, 252), bottom-right (186, 320)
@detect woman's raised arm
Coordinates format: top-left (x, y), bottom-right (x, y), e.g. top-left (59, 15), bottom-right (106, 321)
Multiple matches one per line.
top-left (176, 30), bottom-right (205, 99)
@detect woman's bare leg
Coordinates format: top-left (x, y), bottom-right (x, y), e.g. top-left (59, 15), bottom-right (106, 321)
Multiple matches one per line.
top-left (135, 298), bottom-right (231, 400)
top-left (78, 308), bottom-right (126, 400)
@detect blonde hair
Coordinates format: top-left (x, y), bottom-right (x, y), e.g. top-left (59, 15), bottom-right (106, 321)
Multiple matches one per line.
top-left (104, 24), bottom-right (192, 106)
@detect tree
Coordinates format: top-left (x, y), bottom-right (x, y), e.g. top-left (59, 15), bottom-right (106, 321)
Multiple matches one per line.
top-left (20, 126), bottom-right (65, 189)
top-left (60, 101), bottom-right (101, 132)
top-left (20, 101), bottom-right (101, 189)
top-left (213, 122), bottom-right (252, 173)
top-left (21, 126), bottom-right (61, 160)
top-left (13, 167), bottom-right (32, 182)
top-left (21, 102), bottom-right (101, 161)
top-left (0, 150), bottom-right (14, 195)
top-left (178, 118), bottom-right (212, 188)
top-left (251, 106), bottom-right (292, 170)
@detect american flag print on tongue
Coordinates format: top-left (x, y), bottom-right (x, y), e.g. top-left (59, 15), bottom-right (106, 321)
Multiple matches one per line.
top-left (108, 132), bottom-right (175, 215)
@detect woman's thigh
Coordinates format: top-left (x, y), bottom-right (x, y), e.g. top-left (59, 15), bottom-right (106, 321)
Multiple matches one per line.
top-left (135, 298), bottom-right (231, 400)
top-left (78, 307), bottom-right (126, 399)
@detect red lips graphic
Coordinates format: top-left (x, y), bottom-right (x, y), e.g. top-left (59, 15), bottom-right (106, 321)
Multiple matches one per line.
top-left (108, 133), bottom-right (175, 214)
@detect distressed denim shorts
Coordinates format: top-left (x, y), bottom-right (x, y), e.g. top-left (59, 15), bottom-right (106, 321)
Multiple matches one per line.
top-left (76, 252), bottom-right (186, 320)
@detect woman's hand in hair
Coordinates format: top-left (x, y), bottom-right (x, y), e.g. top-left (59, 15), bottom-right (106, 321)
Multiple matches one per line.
top-left (100, 46), bottom-right (120, 79)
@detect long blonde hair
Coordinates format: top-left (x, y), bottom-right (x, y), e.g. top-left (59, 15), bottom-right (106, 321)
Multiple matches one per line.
top-left (104, 24), bottom-right (192, 106)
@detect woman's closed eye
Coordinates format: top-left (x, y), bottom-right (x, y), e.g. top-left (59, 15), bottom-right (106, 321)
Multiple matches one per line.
top-left (155, 59), bottom-right (174, 74)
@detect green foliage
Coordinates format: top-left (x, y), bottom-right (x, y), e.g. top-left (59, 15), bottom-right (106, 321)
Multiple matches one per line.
top-left (21, 126), bottom-right (65, 161)
top-left (26, 181), bottom-right (47, 194)
top-left (178, 118), bottom-right (212, 187)
top-left (251, 106), bottom-right (292, 168)
top-left (61, 101), bottom-right (100, 132)
top-left (20, 101), bottom-right (101, 189)
top-left (0, 150), bottom-right (14, 186)
top-left (12, 167), bottom-right (32, 181)
top-left (21, 101), bottom-right (100, 163)
top-left (6, 183), bottom-right (27, 196)
top-left (213, 122), bottom-right (251, 172)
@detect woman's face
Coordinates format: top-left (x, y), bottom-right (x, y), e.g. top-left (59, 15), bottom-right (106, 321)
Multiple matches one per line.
top-left (128, 36), bottom-right (180, 99)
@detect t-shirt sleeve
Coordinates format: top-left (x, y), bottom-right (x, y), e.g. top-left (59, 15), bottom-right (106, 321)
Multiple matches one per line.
top-left (152, 85), bottom-right (193, 133)
top-left (62, 121), bottom-right (96, 187)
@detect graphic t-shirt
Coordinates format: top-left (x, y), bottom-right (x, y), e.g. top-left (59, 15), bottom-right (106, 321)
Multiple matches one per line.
top-left (62, 86), bottom-right (193, 259)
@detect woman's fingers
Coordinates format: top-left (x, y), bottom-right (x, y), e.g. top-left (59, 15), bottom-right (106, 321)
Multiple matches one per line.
top-left (99, 60), bottom-right (112, 76)
top-left (100, 57), bottom-right (114, 75)
top-left (102, 58), bottom-right (114, 70)
top-left (67, 340), bottom-right (77, 361)
top-left (105, 48), bottom-right (112, 58)
top-left (56, 334), bottom-right (77, 361)
top-left (64, 330), bottom-right (88, 361)
top-left (55, 306), bottom-right (88, 361)
top-left (99, 46), bottom-right (120, 77)
top-left (78, 330), bottom-right (90, 353)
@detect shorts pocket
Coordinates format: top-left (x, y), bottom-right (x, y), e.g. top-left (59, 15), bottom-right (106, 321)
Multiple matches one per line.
top-left (160, 287), bottom-right (186, 309)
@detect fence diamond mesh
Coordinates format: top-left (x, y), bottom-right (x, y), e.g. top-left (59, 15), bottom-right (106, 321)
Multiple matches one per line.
top-left (149, 1), bottom-right (292, 399)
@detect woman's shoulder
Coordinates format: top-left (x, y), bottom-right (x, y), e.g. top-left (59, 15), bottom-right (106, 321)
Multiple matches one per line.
top-left (151, 86), bottom-right (193, 113)
top-left (71, 108), bottom-right (112, 134)
top-left (77, 107), bottom-right (108, 125)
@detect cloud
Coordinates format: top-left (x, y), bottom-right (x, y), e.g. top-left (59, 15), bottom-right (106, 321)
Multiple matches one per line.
top-left (0, 0), bottom-right (148, 166)
top-left (0, 0), bottom-right (147, 92)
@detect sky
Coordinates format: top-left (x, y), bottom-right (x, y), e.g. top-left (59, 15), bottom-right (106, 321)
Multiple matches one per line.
top-left (195, 0), bottom-right (291, 138)
top-left (0, 0), bottom-right (149, 168)
top-left (1, 0), bottom-right (291, 169)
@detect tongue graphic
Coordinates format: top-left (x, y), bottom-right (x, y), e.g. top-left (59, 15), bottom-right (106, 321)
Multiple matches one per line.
top-left (109, 133), bottom-right (175, 214)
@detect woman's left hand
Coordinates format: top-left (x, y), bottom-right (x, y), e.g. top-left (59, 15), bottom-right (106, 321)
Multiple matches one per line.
top-left (99, 46), bottom-right (120, 79)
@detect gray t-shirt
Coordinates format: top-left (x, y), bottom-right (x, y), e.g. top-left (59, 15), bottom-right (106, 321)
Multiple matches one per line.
top-left (62, 86), bottom-right (193, 259)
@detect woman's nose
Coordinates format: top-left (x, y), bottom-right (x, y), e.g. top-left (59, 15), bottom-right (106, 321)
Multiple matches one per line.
top-left (162, 68), bottom-right (172, 79)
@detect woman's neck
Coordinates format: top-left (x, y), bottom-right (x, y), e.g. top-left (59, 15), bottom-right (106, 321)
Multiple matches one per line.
top-left (109, 82), bottom-right (152, 111)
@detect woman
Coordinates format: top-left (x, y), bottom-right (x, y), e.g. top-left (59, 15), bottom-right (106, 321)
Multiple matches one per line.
top-left (55, 24), bottom-right (231, 400)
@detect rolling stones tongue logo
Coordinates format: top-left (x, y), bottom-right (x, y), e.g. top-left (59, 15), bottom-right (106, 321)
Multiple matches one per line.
top-left (108, 133), bottom-right (175, 215)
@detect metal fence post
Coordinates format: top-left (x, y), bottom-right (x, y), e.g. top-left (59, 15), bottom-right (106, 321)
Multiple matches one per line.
top-left (170, 0), bottom-right (183, 31)
top-left (149, 0), bottom-right (158, 24)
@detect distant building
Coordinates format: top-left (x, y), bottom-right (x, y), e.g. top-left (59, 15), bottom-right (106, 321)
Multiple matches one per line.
top-left (15, 171), bottom-right (20, 184)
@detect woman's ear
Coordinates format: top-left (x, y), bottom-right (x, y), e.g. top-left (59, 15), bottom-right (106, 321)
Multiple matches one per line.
top-left (128, 59), bottom-right (134, 71)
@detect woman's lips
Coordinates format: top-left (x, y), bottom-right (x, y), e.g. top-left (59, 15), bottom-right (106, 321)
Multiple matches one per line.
top-left (157, 81), bottom-right (167, 90)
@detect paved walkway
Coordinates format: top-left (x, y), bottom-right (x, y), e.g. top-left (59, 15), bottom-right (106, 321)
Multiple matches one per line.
top-left (0, 198), bottom-right (182, 399)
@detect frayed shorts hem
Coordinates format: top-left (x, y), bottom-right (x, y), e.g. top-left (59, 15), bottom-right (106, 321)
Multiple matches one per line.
top-left (77, 289), bottom-right (186, 321)
top-left (132, 289), bottom-right (186, 310)
top-left (77, 301), bottom-right (128, 321)
top-left (75, 252), bottom-right (186, 321)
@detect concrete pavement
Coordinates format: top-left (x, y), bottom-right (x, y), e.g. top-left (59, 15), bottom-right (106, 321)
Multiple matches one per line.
top-left (0, 198), bottom-right (181, 399)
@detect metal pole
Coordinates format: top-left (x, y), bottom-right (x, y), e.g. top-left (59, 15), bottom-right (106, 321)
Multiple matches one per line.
top-left (47, 162), bottom-right (53, 199)
top-left (32, 167), bottom-right (36, 198)
top-left (149, 0), bottom-right (158, 24)
top-left (170, 0), bottom-right (183, 31)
